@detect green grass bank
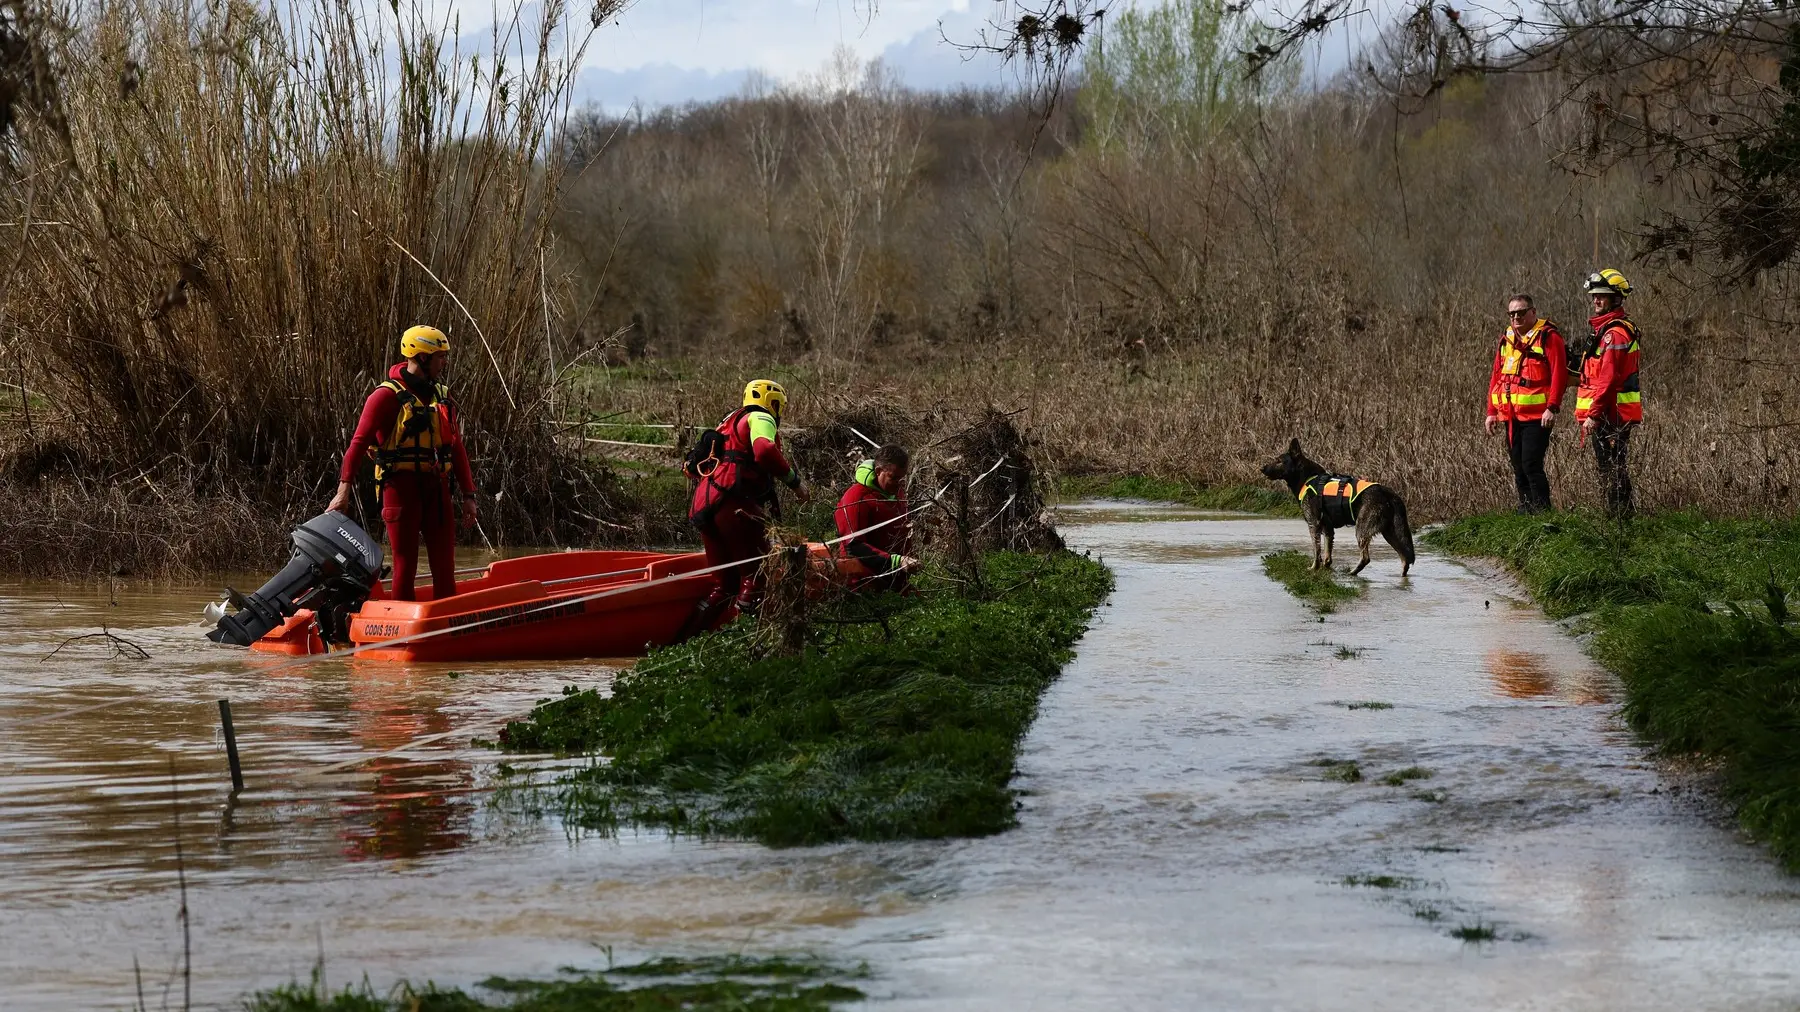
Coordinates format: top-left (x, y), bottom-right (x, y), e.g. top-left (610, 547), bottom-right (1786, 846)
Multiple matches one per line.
top-left (1427, 511), bottom-right (1800, 871)
top-left (248, 954), bottom-right (865, 1011)
top-left (1057, 475), bottom-right (1300, 516)
top-left (499, 551), bottom-right (1113, 846)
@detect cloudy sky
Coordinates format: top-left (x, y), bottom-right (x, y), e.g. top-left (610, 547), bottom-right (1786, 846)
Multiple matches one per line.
top-left (566, 0), bottom-right (1025, 110)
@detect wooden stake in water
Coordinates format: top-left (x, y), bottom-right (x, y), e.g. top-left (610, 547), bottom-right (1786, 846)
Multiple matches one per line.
top-left (217, 699), bottom-right (244, 793)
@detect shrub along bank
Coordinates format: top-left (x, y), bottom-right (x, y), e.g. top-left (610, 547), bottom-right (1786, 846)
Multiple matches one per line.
top-left (1427, 512), bottom-right (1800, 871)
top-left (499, 551), bottom-right (1113, 846)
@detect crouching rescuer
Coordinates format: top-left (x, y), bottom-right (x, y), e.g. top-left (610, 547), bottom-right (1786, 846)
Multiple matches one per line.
top-left (679, 379), bottom-right (811, 638)
top-left (835, 444), bottom-right (919, 592)
top-left (328, 325), bottom-right (478, 601)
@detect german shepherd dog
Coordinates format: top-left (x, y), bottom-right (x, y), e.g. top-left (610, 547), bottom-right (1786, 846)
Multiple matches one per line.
top-left (1261, 439), bottom-right (1415, 577)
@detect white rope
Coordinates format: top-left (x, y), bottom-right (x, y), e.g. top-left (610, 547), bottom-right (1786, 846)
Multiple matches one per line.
top-left (4, 457), bottom-right (1008, 728)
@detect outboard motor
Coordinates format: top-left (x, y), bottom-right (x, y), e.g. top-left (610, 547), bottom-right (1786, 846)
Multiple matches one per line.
top-left (207, 511), bottom-right (383, 647)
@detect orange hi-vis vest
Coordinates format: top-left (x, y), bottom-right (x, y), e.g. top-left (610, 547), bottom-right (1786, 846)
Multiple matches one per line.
top-left (1575, 315), bottom-right (1643, 424)
top-left (374, 378), bottom-right (458, 484)
top-left (1299, 475), bottom-right (1378, 530)
top-left (1489, 318), bottom-right (1565, 422)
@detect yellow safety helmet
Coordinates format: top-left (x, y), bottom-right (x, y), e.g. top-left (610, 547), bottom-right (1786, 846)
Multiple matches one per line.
top-left (742, 379), bottom-right (788, 418)
top-left (1584, 269), bottom-right (1631, 299)
top-left (400, 325), bottom-right (450, 359)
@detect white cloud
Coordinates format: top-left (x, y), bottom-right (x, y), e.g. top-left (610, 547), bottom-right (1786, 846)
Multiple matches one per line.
top-left (567, 2), bottom-right (1022, 110)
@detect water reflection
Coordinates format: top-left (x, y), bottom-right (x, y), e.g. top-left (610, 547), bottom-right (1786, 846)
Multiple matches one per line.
top-left (1486, 647), bottom-right (1613, 704)
top-left (0, 568), bottom-right (595, 896)
top-left (1487, 648), bottom-right (1557, 698)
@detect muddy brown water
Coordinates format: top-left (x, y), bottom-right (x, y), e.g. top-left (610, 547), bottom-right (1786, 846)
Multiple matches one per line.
top-left (3, 506), bottom-right (1798, 1009)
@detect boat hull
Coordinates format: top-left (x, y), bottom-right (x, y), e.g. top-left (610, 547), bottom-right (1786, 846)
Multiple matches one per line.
top-left (249, 550), bottom-right (720, 662)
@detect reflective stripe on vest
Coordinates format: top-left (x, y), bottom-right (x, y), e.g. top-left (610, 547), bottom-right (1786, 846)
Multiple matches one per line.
top-left (1496, 391), bottom-right (1548, 406)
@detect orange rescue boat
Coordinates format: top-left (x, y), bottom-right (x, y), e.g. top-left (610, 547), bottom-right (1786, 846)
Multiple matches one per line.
top-left (251, 549), bottom-right (724, 661)
top-left (215, 512), bottom-right (878, 663)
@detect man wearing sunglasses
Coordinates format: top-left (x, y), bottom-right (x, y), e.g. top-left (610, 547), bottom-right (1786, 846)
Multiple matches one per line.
top-left (1485, 293), bottom-right (1569, 513)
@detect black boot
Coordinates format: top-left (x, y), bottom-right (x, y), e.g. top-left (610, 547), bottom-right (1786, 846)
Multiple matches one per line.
top-left (674, 595), bottom-right (727, 643)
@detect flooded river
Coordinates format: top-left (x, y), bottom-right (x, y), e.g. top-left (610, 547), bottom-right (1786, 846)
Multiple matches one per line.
top-left (3, 506), bottom-right (1798, 1009)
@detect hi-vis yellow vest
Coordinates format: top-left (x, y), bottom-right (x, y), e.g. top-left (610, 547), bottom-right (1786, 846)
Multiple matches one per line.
top-left (1299, 474), bottom-right (1378, 530)
top-left (374, 378), bottom-right (455, 482)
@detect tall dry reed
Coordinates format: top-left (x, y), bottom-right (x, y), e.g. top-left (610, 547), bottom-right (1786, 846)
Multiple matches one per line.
top-left (1, 0), bottom-right (612, 557)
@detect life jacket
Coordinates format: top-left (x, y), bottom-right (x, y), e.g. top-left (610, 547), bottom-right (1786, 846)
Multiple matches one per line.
top-left (688, 405), bottom-right (779, 525)
top-left (1298, 474), bottom-right (1378, 530)
top-left (374, 376), bottom-right (458, 485)
top-left (1489, 318), bottom-right (1560, 422)
top-left (1575, 314), bottom-right (1643, 424)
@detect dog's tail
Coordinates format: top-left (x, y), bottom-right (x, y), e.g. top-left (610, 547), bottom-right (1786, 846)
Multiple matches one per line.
top-left (1393, 498), bottom-right (1416, 567)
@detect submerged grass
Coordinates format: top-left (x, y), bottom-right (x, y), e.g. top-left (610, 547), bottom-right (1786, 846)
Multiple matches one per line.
top-left (247, 954), bottom-right (866, 1011)
top-left (1309, 758), bottom-right (1364, 783)
top-left (1341, 874), bottom-right (1418, 889)
top-left (498, 551), bottom-right (1113, 846)
top-left (1450, 922), bottom-right (1499, 942)
top-left (1057, 475), bottom-right (1300, 516)
top-left (1261, 550), bottom-right (1364, 614)
top-left (1429, 511), bottom-right (1800, 871)
top-left (1381, 767), bottom-right (1434, 787)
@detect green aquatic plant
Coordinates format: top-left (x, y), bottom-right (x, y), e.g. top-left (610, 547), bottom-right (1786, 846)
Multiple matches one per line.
top-left (1343, 700), bottom-right (1392, 710)
top-left (1429, 511), bottom-right (1800, 871)
top-left (1308, 758), bottom-right (1363, 783)
top-left (1334, 645), bottom-right (1364, 659)
top-left (1381, 767), bottom-right (1433, 787)
top-left (1260, 550), bottom-right (1363, 614)
top-left (1450, 922), bottom-right (1498, 942)
top-left (1340, 874), bottom-right (1418, 889)
top-left (245, 954), bottom-right (867, 1011)
top-left (496, 551), bottom-right (1113, 845)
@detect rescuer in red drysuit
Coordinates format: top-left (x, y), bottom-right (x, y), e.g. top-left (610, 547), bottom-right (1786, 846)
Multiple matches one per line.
top-left (678, 379), bottom-right (809, 637)
top-left (328, 325), bottom-right (477, 601)
top-left (834, 444), bottom-right (919, 593)
top-left (1574, 269), bottom-right (1645, 518)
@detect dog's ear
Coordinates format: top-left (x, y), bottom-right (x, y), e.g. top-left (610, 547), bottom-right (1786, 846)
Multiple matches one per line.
top-left (1288, 437), bottom-right (1302, 456)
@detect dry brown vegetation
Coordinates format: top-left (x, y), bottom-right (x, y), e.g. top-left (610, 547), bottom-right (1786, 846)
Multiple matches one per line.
top-left (0, 0), bottom-right (629, 575)
top-left (4, 0), bottom-right (1800, 577)
top-left (557, 58), bottom-right (1799, 521)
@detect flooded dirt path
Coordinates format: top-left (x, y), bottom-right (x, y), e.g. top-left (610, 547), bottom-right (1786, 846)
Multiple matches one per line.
top-left (3, 511), bottom-right (1798, 1009)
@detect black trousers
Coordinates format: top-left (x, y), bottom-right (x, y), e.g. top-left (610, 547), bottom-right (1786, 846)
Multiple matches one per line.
top-left (1592, 421), bottom-right (1634, 518)
top-left (1506, 419), bottom-right (1553, 513)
